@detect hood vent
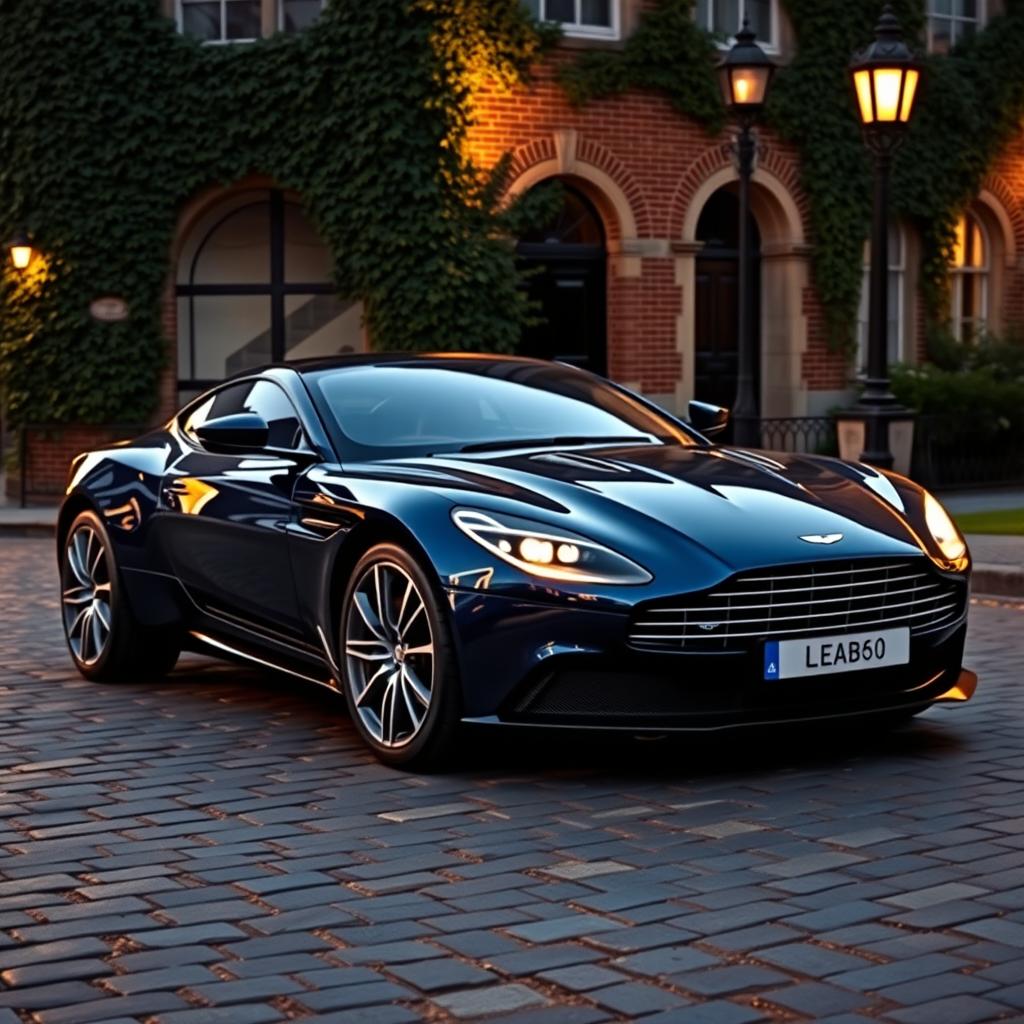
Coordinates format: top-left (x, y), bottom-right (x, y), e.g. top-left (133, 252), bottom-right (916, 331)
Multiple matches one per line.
top-left (532, 452), bottom-right (630, 474)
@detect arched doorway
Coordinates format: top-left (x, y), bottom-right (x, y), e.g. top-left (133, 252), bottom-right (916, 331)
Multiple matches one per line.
top-left (517, 183), bottom-right (607, 375)
top-left (175, 188), bottom-right (363, 402)
top-left (694, 188), bottom-right (761, 413)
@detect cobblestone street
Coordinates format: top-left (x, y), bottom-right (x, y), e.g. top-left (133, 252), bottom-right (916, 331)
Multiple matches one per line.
top-left (2, 535), bottom-right (1024, 1024)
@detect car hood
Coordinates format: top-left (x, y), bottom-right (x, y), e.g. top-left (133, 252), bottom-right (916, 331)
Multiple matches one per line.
top-left (399, 442), bottom-right (928, 573)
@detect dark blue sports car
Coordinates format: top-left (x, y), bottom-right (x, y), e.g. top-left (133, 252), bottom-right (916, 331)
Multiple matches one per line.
top-left (59, 354), bottom-right (976, 767)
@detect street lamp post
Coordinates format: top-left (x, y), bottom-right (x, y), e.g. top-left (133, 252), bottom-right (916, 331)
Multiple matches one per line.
top-left (844, 4), bottom-right (922, 469)
top-left (719, 22), bottom-right (774, 448)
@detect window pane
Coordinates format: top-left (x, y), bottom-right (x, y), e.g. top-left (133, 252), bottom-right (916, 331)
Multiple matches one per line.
top-left (886, 222), bottom-right (903, 263)
top-left (284, 295), bottom-right (365, 360)
top-left (713, 0), bottom-right (740, 36)
top-left (887, 269), bottom-right (901, 363)
top-left (191, 202), bottom-right (270, 285)
top-left (225, 0), bottom-right (261, 39)
top-left (522, 0), bottom-right (541, 17)
top-left (283, 0), bottom-right (322, 31)
top-left (955, 0), bottom-right (976, 17)
top-left (696, 0), bottom-right (710, 30)
top-left (545, 0), bottom-right (575, 22)
top-left (284, 203), bottom-right (332, 283)
top-left (187, 296), bottom-right (273, 379)
top-left (957, 20), bottom-right (976, 43)
top-left (930, 0), bottom-right (952, 14)
top-left (182, 2), bottom-right (221, 41)
top-left (929, 16), bottom-right (951, 53)
top-left (744, 0), bottom-right (771, 42)
top-left (312, 363), bottom-right (686, 459)
top-left (581, 0), bottom-right (611, 27)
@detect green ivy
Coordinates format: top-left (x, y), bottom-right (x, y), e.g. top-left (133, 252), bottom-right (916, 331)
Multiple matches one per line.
top-left (559, 0), bottom-right (725, 132)
top-left (561, 0), bottom-right (1024, 353)
top-left (0, 0), bottom-right (551, 427)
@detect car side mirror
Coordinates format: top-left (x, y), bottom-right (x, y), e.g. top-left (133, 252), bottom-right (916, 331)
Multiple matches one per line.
top-left (195, 413), bottom-right (270, 452)
top-left (688, 400), bottom-right (730, 438)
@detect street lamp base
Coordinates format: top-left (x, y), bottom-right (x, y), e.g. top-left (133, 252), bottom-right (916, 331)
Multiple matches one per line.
top-left (835, 404), bottom-right (916, 474)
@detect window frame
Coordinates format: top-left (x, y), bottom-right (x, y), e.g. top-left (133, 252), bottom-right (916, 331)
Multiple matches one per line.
top-left (176, 0), bottom-right (262, 44)
top-left (926, 0), bottom-right (986, 53)
top-left (950, 210), bottom-right (990, 344)
top-left (528, 0), bottom-right (620, 41)
top-left (175, 189), bottom-right (338, 396)
top-left (696, 0), bottom-right (780, 54)
top-left (855, 225), bottom-right (907, 372)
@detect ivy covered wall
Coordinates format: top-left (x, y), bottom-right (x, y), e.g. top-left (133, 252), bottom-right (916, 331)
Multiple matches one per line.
top-left (0, 0), bottom-right (549, 427)
top-left (3, 0), bottom-right (1024, 430)
top-left (561, 0), bottom-right (1024, 349)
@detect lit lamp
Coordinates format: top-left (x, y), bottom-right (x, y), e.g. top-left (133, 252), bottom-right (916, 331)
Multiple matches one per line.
top-left (6, 229), bottom-right (33, 271)
top-left (838, 5), bottom-right (922, 472)
top-left (719, 22), bottom-right (774, 448)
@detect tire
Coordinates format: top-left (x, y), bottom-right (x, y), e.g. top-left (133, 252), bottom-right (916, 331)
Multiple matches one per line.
top-left (59, 510), bottom-right (180, 683)
top-left (339, 542), bottom-right (461, 770)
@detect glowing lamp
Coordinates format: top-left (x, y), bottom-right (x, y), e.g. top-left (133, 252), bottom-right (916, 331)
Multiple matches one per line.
top-left (849, 5), bottom-right (922, 132)
top-left (6, 230), bottom-right (32, 271)
top-left (719, 21), bottom-right (775, 117)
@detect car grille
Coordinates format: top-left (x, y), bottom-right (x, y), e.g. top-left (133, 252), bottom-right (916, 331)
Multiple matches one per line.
top-left (629, 559), bottom-right (965, 652)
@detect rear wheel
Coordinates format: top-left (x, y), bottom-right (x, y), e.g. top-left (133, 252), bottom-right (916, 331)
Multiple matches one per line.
top-left (340, 543), bottom-right (460, 769)
top-left (60, 510), bottom-right (180, 682)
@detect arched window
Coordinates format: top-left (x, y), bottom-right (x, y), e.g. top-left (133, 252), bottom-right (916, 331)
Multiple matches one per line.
top-left (950, 210), bottom-right (988, 343)
top-left (176, 189), bottom-right (363, 400)
top-left (519, 186), bottom-right (605, 247)
top-left (856, 223), bottom-right (906, 370)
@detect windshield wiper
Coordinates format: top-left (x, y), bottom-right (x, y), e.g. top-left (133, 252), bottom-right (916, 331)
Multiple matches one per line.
top-left (456, 435), bottom-right (655, 454)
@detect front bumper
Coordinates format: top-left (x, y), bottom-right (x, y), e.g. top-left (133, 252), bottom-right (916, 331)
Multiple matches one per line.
top-left (449, 588), bottom-right (973, 730)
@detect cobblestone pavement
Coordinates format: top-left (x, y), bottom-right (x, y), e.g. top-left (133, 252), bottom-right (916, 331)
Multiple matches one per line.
top-left (2, 536), bottom-right (1024, 1024)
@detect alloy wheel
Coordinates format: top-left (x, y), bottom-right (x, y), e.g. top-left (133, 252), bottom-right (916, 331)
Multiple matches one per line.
top-left (344, 561), bottom-right (435, 748)
top-left (61, 524), bottom-right (113, 667)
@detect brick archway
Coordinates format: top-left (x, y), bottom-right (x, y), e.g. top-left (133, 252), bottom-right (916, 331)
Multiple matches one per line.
top-left (673, 153), bottom-right (813, 419)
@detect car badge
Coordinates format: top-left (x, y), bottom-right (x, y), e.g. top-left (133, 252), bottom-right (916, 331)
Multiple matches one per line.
top-left (799, 533), bottom-right (844, 545)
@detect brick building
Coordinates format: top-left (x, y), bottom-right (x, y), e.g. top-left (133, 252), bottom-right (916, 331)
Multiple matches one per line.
top-left (11, 0), bottom-right (1024, 498)
top-left (162, 0), bottom-right (1023, 421)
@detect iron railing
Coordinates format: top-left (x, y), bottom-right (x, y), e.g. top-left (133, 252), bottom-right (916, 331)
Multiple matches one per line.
top-left (911, 414), bottom-right (1024, 489)
top-left (752, 416), bottom-right (838, 456)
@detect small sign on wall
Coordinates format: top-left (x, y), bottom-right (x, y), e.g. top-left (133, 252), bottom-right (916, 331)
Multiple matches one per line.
top-left (89, 296), bottom-right (130, 323)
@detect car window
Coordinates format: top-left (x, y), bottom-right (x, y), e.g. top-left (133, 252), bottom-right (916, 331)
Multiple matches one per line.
top-left (180, 379), bottom-right (308, 451)
top-left (309, 363), bottom-right (694, 460)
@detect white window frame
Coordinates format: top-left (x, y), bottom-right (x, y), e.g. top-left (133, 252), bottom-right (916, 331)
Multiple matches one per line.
top-left (177, 0), bottom-right (261, 44)
top-left (278, 0), bottom-right (327, 33)
top-left (951, 212), bottom-right (989, 344)
top-left (696, 0), bottom-right (779, 54)
top-left (856, 225), bottom-right (906, 371)
top-left (529, 0), bottom-right (620, 41)
top-left (926, 0), bottom-right (986, 53)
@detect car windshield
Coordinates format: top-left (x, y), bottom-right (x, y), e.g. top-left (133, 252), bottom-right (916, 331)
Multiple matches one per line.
top-left (307, 361), bottom-right (697, 460)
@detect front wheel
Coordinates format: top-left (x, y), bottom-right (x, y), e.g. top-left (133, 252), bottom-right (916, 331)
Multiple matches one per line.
top-left (340, 543), bottom-right (461, 769)
top-left (60, 510), bottom-right (180, 682)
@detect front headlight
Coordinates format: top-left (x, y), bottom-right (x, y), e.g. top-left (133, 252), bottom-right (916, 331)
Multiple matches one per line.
top-left (452, 509), bottom-right (652, 585)
top-left (924, 491), bottom-right (967, 562)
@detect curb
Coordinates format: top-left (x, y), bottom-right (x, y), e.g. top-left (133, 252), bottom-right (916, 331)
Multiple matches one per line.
top-left (0, 522), bottom-right (55, 537)
top-left (972, 563), bottom-right (1024, 600)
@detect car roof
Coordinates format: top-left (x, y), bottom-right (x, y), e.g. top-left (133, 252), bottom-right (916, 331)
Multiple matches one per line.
top-left (228, 352), bottom-right (561, 381)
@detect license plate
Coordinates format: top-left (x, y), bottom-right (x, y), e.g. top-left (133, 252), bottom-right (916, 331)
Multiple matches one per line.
top-left (764, 627), bottom-right (910, 681)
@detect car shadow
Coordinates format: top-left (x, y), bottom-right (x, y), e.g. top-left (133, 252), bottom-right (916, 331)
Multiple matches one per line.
top-left (159, 655), bottom-right (967, 782)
